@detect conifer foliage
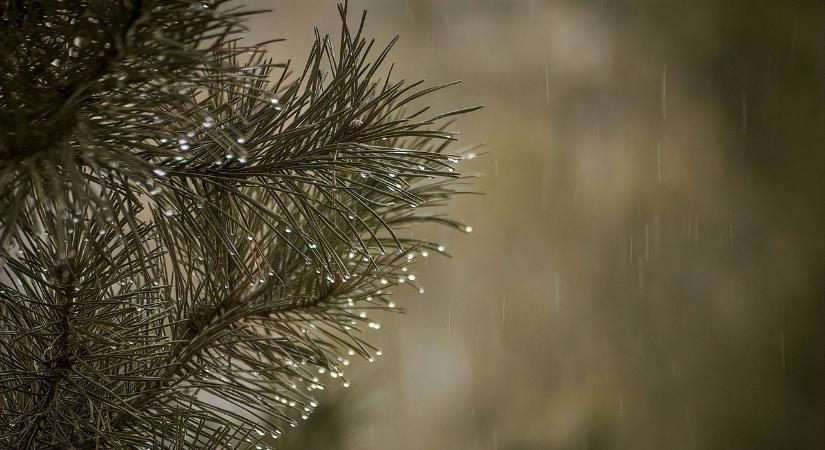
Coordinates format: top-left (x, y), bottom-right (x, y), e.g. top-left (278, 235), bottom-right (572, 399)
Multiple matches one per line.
top-left (0, 1), bottom-right (477, 448)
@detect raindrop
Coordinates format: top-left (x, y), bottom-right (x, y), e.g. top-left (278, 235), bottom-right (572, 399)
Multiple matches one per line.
top-left (661, 61), bottom-right (667, 120)
top-left (545, 63), bottom-right (551, 103)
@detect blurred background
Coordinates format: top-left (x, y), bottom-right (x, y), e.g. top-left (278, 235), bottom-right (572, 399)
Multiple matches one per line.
top-left (246, 1), bottom-right (825, 449)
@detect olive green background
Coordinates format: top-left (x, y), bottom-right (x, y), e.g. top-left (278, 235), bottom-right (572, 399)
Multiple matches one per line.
top-left (245, 1), bottom-right (824, 448)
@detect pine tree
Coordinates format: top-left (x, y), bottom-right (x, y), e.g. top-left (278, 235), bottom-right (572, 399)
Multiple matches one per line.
top-left (0, 1), bottom-right (477, 448)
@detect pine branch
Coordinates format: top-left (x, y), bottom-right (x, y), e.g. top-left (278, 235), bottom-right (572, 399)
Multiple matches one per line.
top-left (12, 262), bottom-right (75, 449)
top-left (0, 1), bottom-right (479, 448)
